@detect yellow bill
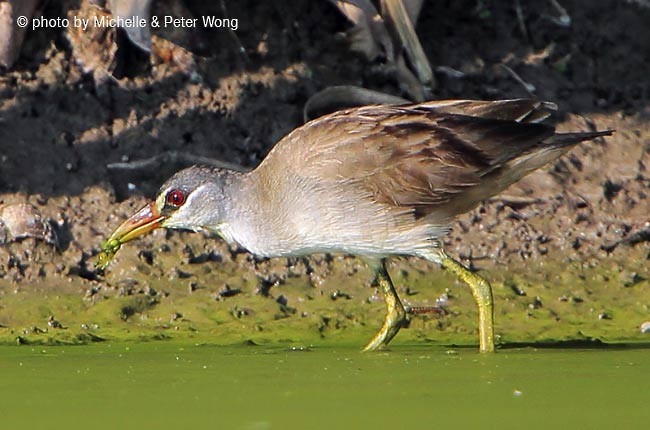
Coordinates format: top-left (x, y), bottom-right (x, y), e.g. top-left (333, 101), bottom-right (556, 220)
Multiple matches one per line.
top-left (95, 202), bottom-right (164, 270)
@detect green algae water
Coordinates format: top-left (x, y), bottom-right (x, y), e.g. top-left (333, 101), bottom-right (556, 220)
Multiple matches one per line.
top-left (1, 343), bottom-right (648, 429)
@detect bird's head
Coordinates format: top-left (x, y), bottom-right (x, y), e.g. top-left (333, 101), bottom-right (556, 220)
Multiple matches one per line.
top-left (103, 166), bottom-right (234, 248)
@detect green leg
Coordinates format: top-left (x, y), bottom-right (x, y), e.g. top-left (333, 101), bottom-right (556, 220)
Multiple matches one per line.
top-left (438, 251), bottom-right (495, 353)
top-left (363, 259), bottom-right (408, 352)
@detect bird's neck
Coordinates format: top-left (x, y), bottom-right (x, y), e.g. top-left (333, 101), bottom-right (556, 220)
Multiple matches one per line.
top-left (216, 168), bottom-right (299, 257)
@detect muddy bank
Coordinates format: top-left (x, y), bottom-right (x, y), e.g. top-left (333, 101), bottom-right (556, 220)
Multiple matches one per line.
top-left (0, 0), bottom-right (649, 346)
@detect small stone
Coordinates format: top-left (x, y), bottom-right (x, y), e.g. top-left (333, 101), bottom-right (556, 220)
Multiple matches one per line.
top-left (330, 290), bottom-right (352, 300)
top-left (215, 284), bottom-right (241, 300)
top-left (231, 306), bottom-right (253, 319)
top-left (528, 296), bottom-right (543, 309)
top-left (138, 250), bottom-right (154, 265)
top-left (509, 282), bottom-right (527, 296)
top-left (623, 272), bottom-right (646, 288)
top-left (0, 204), bottom-right (57, 245)
top-left (603, 180), bottom-right (623, 201)
top-left (47, 315), bottom-right (64, 329)
top-left (640, 322), bottom-right (650, 334)
top-left (276, 295), bottom-right (288, 306)
top-left (188, 281), bottom-right (200, 293)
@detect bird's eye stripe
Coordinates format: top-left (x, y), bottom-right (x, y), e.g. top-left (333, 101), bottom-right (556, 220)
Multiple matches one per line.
top-left (166, 189), bottom-right (186, 207)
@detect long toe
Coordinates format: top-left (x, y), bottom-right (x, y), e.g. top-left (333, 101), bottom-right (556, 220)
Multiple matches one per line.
top-left (363, 306), bottom-right (408, 351)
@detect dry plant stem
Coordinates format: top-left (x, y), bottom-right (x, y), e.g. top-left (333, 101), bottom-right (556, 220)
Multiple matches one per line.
top-left (395, 54), bottom-right (428, 101)
top-left (107, 151), bottom-right (247, 173)
top-left (548, 0), bottom-right (571, 27)
top-left (330, 0), bottom-right (393, 62)
top-left (108, 0), bottom-right (152, 51)
top-left (0, 0), bottom-right (41, 68)
top-left (381, 0), bottom-right (433, 86)
top-left (401, 0), bottom-right (424, 23)
top-left (303, 86), bottom-right (409, 121)
top-left (515, 0), bottom-right (529, 41)
top-left (220, 0), bottom-right (248, 63)
top-left (500, 64), bottom-right (536, 96)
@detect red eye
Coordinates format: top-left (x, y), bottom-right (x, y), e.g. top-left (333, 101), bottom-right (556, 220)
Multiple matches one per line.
top-left (166, 189), bottom-right (186, 207)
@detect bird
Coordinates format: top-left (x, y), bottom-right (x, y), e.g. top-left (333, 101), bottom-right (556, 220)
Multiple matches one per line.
top-left (97, 98), bottom-right (612, 352)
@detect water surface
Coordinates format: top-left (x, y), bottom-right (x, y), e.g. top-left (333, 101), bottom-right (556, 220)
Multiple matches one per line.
top-left (1, 343), bottom-right (648, 429)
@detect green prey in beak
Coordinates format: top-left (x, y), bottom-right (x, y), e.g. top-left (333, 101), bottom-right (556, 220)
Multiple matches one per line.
top-left (95, 202), bottom-right (165, 270)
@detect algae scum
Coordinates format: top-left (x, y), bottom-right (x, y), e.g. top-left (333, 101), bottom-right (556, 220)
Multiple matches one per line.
top-left (0, 223), bottom-right (648, 348)
top-left (2, 343), bottom-right (649, 429)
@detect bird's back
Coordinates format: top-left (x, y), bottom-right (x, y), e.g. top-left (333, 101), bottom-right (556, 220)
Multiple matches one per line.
top-left (239, 100), bottom-right (610, 257)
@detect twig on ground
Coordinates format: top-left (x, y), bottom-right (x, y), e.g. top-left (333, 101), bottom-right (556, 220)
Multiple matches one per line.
top-left (220, 0), bottom-right (248, 64)
top-left (514, 0), bottom-right (529, 41)
top-left (547, 0), bottom-right (571, 27)
top-left (500, 64), bottom-right (536, 96)
top-left (601, 228), bottom-right (650, 253)
top-left (107, 150), bottom-right (247, 172)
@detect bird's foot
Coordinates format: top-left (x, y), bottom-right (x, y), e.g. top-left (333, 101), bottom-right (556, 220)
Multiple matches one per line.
top-left (439, 252), bottom-right (495, 353)
top-left (363, 303), bottom-right (408, 352)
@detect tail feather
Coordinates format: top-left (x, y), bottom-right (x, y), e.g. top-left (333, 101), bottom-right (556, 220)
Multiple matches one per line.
top-left (427, 128), bottom-right (614, 221)
top-left (547, 129), bottom-right (614, 147)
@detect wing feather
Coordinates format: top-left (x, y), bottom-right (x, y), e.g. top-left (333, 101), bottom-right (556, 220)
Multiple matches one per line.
top-left (257, 100), bottom-right (560, 220)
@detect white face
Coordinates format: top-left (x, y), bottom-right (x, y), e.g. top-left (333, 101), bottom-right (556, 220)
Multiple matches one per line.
top-left (157, 183), bottom-right (225, 233)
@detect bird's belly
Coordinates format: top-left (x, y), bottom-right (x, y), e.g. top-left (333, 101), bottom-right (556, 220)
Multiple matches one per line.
top-left (227, 213), bottom-right (439, 259)
top-left (226, 176), bottom-right (444, 258)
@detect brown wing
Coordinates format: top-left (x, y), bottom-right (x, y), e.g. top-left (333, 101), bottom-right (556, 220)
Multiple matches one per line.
top-left (258, 99), bottom-right (556, 219)
top-left (416, 99), bottom-right (557, 123)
